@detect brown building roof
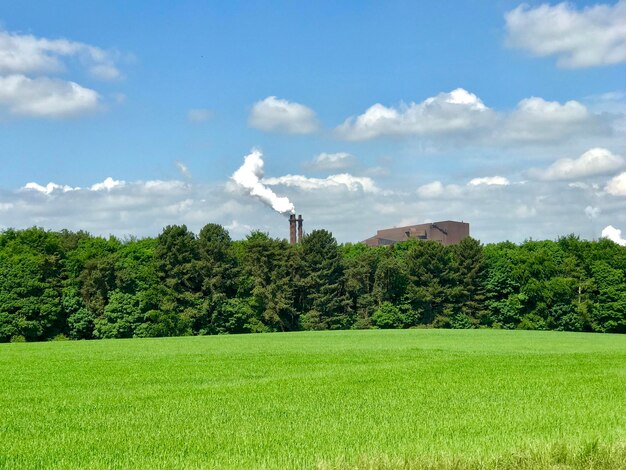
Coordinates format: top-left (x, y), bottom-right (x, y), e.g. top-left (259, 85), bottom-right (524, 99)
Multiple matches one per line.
top-left (363, 220), bottom-right (469, 247)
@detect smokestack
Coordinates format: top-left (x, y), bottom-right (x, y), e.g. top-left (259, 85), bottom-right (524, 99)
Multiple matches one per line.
top-left (289, 214), bottom-right (297, 245)
top-left (297, 215), bottom-right (303, 243)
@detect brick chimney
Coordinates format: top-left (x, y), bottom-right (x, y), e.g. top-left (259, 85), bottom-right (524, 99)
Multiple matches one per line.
top-left (297, 215), bottom-right (303, 243)
top-left (289, 214), bottom-right (296, 245)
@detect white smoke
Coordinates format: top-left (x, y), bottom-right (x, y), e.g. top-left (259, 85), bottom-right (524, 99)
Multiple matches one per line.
top-left (601, 225), bottom-right (626, 246)
top-left (231, 149), bottom-right (295, 214)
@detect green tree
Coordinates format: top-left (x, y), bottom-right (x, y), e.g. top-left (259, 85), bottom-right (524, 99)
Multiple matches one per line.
top-left (155, 225), bottom-right (200, 293)
top-left (154, 225), bottom-right (202, 331)
top-left (371, 301), bottom-right (404, 329)
top-left (63, 286), bottom-right (96, 339)
top-left (373, 251), bottom-right (409, 307)
top-left (300, 230), bottom-right (350, 329)
top-left (94, 290), bottom-right (142, 338)
top-left (0, 228), bottom-right (64, 341)
top-left (484, 242), bottom-right (524, 329)
top-left (451, 237), bottom-right (488, 327)
top-left (404, 241), bottom-right (455, 326)
top-left (590, 261), bottom-right (626, 333)
top-left (239, 231), bottom-right (298, 333)
top-left (344, 247), bottom-right (381, 328)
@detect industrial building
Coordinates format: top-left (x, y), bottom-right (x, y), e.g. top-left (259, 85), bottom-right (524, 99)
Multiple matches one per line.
top-left (363, 220), bottom-right (469, 247)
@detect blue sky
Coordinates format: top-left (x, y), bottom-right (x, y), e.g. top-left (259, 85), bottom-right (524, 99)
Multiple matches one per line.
top-left (1, 0), bottom-right (625, 243)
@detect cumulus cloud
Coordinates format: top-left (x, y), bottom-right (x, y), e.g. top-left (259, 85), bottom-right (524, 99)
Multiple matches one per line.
top-left (0, 28), bottom-right (126, 118)
top-left (91, 177), bottom-right (125, 191)
top-left (305, 152), bottom-right (357, 171)
top-left (187, 108), bottom-right (212, 123)
top-left (0, 29), bottom-right (121, 78)
top-left (601, 225), bottom-right (626, 245)
top-left (505, 1), bottom-right (626, 68)
top-left (500, 97), bottom-right (611, 144)
top-left (416, 178), bottom-right (512, 199)
top-left (468, 176), bottom-right (510, 186)
top-left (337, 88), bottom-right (494, 140)
top-left (263, 173), bottom-right (379, 193)
top-left (249, 96), bottom-right (318, 134)
top-left (22, 182), bottom-right (79, 194)
top-left (585, 206), bottom-right (601, 218)
top-left (605, 171), bottom-right (626, 195)
top-left (0, 74), bottom-right (100, 117)
top-left (529, 148), bottom-right (624, 181)
top-left (21, 177), bottom-right (188, 197)
top-left (335, 89), bottom-right (612, 144)
top-left (416, 181), bottom-right (463, 199)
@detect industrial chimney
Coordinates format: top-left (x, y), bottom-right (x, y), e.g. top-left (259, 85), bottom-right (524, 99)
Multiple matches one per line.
top-left (297, 215), bottom-right (303, 243)
top-left (289, 214), bottom-right (296, 245)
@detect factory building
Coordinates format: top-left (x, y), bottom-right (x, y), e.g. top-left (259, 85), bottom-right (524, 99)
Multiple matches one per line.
top-left (363, 220), bottom-right (469, 247)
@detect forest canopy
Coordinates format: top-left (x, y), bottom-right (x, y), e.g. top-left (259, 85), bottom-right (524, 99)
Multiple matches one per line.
top-left (1, 225), bottom-right (625, 342)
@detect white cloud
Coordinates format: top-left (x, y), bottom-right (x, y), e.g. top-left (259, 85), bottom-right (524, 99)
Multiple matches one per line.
top-left (91, 177), bottom-right (125, 191)
top-left (601, 225), bottom-right (626, 245)
top-left (363, 166), bottom-right (391, 178)
top-left (187, 108), bottom-right (212, 123)
top-left (176, 161), bottom-right (192, 178)
top-left (529, 148), bottom-right (624, 181)
top-left (0, 29), bottom-right (121, 78)
top-left (416, 181), bottom-right (463, 199)
top-left (0, 74), bottom-right (100, 117)
top-left (500, 97), bottom-right (611, 144)
top-left (224, 219), bottom-right (253, 235)
top-left (88, 63), bottom-right (121, 80)
top-left (263, 173), bottom-right (379, 193)
top-left (4, 170), bottom-right (626, 245)
top-left (1, 178), bottom-right (208, 238)
top-left (0, 28), bottom-right (125, 119)
top-left (505, 1), bottom-right (626, 68)
top-left (336, 89), bottom-right (611, 144)
top-left (605, 171), bottom-right (626, 195)
top-left (416, 178), bottom-right (511, 200)
top-left (306, 152), bottom-right (357, 171)
top-left (583, 91), bottom-right (626, 113)
top-left (141, 180), bottom-right (189, 192)
top-left (249, 96), bottom-right (318, 134)
top-left (515, 204), bottom-right (537, 218)
top-left (22, 182), bottom-right (78, 194)
top-left (569, 181), bottom-right (601, 192)
top-left (337, 88), bottom-right (494, 140)
top-left (468, 176), bottom-right (510, 186)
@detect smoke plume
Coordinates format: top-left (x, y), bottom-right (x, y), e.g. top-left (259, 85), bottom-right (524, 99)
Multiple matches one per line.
top-left (601, 225), bottom-right (626, 246)
top-left (231, 149), bottom-right (295, 214)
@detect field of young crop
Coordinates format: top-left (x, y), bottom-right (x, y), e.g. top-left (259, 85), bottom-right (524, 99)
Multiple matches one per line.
top-left (1, 329), bottom-right (625, 469)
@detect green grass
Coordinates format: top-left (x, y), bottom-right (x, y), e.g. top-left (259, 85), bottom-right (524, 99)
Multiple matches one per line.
top-left (0, 329), bottom-right (625, 469)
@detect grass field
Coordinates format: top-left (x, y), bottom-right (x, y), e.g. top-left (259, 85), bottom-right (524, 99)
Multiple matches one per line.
top-left (0, 329), bottom-right (625, 469)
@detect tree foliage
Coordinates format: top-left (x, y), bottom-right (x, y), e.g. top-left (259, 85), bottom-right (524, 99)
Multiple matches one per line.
top-left (0, 225), bottom-right (624, 342)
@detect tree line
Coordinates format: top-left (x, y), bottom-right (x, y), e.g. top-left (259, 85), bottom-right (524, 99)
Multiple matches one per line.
top-left (1, 224), bottom-right (624, 342)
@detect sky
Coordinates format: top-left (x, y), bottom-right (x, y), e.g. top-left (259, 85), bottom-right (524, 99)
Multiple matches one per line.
top-left (0, 0), bottom-right (625, 244)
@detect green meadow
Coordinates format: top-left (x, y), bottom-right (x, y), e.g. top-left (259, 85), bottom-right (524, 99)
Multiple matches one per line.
top-left (1, 329), bottom-right (625, 469)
